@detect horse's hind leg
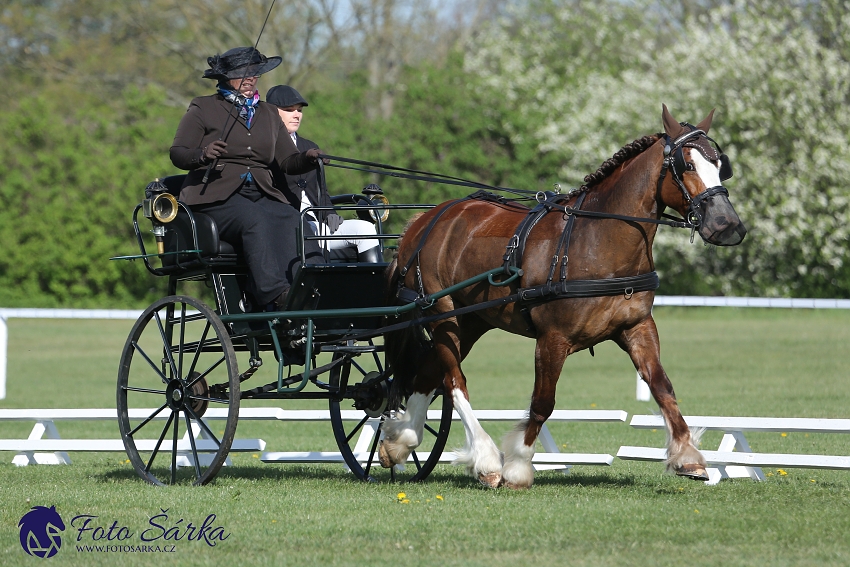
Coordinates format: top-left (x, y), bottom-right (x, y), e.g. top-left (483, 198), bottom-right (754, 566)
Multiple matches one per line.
top-left (501, 332), bottom-right (568, 489)
top-left (382, 318), bottom-right (502, 486)
top-left (616, 317), bottom-right (708, 480)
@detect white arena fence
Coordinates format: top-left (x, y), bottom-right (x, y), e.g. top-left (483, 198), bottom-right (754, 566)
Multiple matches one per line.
top-left (1, 298), bottom-right (850, 483)
top-left (1, 296), bottom-right (850, 401)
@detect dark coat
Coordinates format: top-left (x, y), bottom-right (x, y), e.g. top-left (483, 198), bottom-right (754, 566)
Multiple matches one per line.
top-left (170, 94), bottom-right (315, 205)
top-left (278, 134), bottom-right (333, 224)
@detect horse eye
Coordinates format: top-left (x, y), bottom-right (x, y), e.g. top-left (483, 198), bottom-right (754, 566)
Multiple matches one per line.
top-left (686, 162), bottom-right (695, 171)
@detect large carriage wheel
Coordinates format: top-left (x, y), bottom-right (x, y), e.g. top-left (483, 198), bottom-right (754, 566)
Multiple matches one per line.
top-left (328, 347), bottom-right (452, 482)
top-left (117, 296), bottom-right (239, 486)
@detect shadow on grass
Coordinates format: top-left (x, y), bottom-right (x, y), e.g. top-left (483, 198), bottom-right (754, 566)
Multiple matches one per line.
top-left (97, 464), bottom-right (637, 490)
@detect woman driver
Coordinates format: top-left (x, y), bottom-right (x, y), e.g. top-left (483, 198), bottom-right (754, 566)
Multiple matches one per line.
top-left (170, 46), bottom-right (323, 309)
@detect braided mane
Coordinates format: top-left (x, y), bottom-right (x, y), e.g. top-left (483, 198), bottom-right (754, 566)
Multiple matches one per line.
top-left (579, 133), bottom-right (663, 192)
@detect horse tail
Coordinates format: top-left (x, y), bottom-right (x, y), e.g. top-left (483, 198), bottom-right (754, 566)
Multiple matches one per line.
top-left (384, 214), bottom-right (432, 410)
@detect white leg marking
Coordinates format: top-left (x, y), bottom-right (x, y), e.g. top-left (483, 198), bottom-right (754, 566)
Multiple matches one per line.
top-left (451, 390), bottom-right (502, 486)
top-left (664, 417), bottom-right (707, 473)
top-left (381, 391), bottom-right (433, 464)
top-left (501, 419), bottom-right (535, 489)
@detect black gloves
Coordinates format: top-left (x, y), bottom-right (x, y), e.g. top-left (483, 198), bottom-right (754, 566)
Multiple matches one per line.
top-left (305, 148), bottom-right (330, 165)
top-left (325, 213), bottom-right (343, 233)
top-left (202, 140), bottom-right (227, 163)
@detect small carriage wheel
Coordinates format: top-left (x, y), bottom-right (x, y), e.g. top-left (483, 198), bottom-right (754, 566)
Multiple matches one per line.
top-left (117, 295), bottom-right (240, 486)
top-left (328, 349), bottom-right (452, 482)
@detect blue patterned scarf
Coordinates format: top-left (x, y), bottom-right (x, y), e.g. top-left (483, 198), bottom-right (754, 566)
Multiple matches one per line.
top-left (217, 83), bottom-right (260, 128)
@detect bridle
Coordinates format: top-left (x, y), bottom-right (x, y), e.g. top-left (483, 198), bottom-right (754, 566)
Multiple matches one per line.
top-left (657, 125), bottom-right (734, 239)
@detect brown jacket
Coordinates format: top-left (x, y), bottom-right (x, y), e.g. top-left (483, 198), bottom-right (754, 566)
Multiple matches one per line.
top-left (170, 94), bottom-right (315, 205)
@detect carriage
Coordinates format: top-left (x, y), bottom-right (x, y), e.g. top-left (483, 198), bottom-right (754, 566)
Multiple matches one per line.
top-left (115, 105), bottom-right (747, 488)
top-left (113, 163), bottom-right (460, 486)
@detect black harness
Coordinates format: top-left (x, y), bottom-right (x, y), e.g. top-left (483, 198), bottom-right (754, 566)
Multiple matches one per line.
top-left (397, 188), bottom-right (667, 337)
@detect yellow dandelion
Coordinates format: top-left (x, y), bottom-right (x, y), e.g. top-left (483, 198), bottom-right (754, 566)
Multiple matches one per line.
top-left (778, 469), bottom-right (788, 476)
top-left (252, 454), bottom-right (259, 459)
top-left (436, 495), bottom-right (444, 501)
top-left (767, 472), bottom-right (774, 477)
top-left (401, 499), bottom-right (410, 504)
top-left (811, 479), bottom-right (817, 483)
top-left (694, 509), bottom-right (700, 514)
top-left (781, 432), bottom-right (788, 437)
top-left (397, 492), bottom-right (407, 500)
top-left (590, 403), bottom-right (597, 408)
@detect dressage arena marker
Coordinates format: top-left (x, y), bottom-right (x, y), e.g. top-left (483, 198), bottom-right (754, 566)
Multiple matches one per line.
top-left (618, 414), bottom-right (850, 485)
top-left (0, 408), bottom-right (625, 471)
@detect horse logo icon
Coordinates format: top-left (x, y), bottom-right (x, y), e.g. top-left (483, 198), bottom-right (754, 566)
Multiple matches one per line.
top-left (18, 505), bottom-right (65, 558)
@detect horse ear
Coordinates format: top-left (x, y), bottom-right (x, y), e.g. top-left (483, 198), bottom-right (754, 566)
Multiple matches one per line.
top-left (662, 104), bottom-right (686, 138)
top-left (696, 108), bottom-right (715, 134)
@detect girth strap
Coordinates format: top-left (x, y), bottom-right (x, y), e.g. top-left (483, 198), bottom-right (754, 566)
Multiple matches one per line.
top-left (519, 272), bottom-right (660, 303)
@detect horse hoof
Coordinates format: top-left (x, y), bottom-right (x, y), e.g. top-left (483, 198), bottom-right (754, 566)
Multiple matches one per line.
top-left (378, 441), bottom-right (393, 469)
top-left (478, 472), bottom-right (501, 488)
top-left (676, 463), bottom-right (709, 481)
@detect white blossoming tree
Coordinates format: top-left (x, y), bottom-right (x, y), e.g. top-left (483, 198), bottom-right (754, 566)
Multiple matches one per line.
top-left (464, 0), bottom-right (850, 297)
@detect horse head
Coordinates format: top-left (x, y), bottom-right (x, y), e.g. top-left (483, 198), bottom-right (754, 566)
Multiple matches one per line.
top-left (659, 104), bottom-right (747, 246)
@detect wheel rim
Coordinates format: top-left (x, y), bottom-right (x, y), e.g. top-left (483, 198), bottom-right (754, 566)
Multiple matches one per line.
top-left (329, 347), bottom-right (452, 482)
top-left (117, 296), bottom-right (239, 486)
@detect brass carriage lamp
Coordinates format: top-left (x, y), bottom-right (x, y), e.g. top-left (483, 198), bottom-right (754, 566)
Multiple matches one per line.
top-left (362, 183), bottom-right (390, 223)
top-left (143, 178), bottom-right (178, 255)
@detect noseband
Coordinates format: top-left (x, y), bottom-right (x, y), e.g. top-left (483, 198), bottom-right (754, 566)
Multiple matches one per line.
top-left (657, 127), bottom-right (733, 236)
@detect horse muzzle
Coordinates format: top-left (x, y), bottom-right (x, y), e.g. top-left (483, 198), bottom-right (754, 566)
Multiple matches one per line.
top-left (693, 187), bottom-right (747, 246)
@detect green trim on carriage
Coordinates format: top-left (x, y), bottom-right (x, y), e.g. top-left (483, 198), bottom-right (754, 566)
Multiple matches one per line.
top-left (217, 266), bottom-right (524, 323)
top-left (109, 250), bottom-right (204, 261)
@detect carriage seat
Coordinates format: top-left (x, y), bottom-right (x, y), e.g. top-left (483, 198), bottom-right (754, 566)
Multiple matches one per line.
top-left (157, 175), bottom-right (240, 269)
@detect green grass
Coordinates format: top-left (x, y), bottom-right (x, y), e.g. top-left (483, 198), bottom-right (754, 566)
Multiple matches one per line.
top-left (1, 308), bottom-right (850, 566)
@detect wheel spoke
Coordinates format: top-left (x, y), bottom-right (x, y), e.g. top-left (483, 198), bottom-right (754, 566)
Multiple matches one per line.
top-left (178, 303), bottom-right (187, 380)
top-left (187, 394), bottom-right (230, 405)
top-left (145, 410), bottom-right (175, 473)
top-left (423, 423), bottom-right (438, 437)
top-left (345, 415), bottom-right (371, 443)
top-left (411, 450), bottom-right (422, 472)
top-left (351, 358), bottom-right (368, 376)
top-left (171, 411), bottom-right (179, 484)
top-left (153, 310), bottom-right (179, 380)
top-left (187, 321), bottom-right (212, 378)
top-left (364, 421), bottom-right (382, 479)
top-left (123, 386), bottom-right (167, 396)
top-left (183, 411), bottom-right (202, 481)
top-left (184, 406), bottom-right (222, 447)
top-left (129, 403), bottom-right (168, 436)
top-left (186, 356), bottom-right (226, 388)
top-left (131, 342), bottom-right (169, 384)
top-left (371, 346), bottom-right (384, 374)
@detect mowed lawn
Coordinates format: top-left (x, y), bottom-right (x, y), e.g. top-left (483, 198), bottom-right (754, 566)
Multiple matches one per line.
top-left (1, 307), bottom-right (849, 566)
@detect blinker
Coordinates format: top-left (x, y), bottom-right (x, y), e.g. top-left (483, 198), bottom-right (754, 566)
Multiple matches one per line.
top-left (719, 154), bottom-right (733, 181)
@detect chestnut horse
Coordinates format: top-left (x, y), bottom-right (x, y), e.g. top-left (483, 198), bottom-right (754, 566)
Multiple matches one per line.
top-left (379, 105), bottom-right (747, 488)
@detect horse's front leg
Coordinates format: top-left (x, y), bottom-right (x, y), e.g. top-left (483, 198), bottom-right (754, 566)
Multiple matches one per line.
top-left (616, 316), bottom-right (708, 480)
top-left (501, 332), bottom-right (568, 489)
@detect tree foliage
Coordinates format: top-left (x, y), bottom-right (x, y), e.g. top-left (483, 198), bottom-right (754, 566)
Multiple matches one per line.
top-left (464, 0), bottom-right (850, 297)
top-left (0, 0), bottom-right (848, 306)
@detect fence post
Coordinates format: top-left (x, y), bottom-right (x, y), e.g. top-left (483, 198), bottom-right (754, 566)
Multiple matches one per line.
top-left (0, 314), bottom-right (7, 399)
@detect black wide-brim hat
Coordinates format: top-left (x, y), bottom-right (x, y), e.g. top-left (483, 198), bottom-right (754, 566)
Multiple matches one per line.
top-left (203, 47), bottom-right (282, 81)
